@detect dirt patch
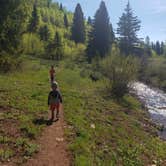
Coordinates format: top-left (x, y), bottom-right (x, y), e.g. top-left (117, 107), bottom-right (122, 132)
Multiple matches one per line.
top-left (24, 109), bottom-right (71, 166)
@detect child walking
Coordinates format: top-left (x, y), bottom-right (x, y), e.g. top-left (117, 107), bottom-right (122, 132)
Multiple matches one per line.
top-left (48, 81), bottom-right (62, 121)
top-left (49, 65), bottom-right (55, 83)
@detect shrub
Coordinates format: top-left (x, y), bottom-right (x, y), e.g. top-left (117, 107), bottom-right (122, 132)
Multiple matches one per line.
top-left (0, 53), bottom-right (23, 72)
top-left (21, 33), bottom-right (44, 56)
top-left (100, 47), bottom-right (138, 98)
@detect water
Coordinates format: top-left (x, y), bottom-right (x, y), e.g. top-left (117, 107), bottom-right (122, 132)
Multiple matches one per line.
top-left (131, 82), bottom-right (166, 139)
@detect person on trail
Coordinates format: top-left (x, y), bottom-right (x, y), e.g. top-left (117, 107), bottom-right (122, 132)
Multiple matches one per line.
top-left (48, 81), bottom-right (62, 121)
top-left (49, 65), bottom-right (55, 83)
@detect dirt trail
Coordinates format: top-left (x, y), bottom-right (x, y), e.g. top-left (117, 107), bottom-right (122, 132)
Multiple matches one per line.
top-left (25, 109), bottom-right (71, 166)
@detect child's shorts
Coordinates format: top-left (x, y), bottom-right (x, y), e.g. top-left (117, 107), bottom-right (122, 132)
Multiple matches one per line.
top-left (50, 103), bottom-right (60, 111)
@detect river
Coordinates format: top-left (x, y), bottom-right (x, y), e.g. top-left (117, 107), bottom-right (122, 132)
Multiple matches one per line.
top-left (131, 82), bottom-right (166, 139)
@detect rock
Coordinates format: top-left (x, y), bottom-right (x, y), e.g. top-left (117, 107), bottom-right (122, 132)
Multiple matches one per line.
top-left (90, 124), bottom-right (95, 129)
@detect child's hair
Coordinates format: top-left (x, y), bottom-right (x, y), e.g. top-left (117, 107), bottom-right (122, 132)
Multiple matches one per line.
top-left (52, 81), bottom-right (58, 89)
top-left (51, 65), bottom-right (54, 68)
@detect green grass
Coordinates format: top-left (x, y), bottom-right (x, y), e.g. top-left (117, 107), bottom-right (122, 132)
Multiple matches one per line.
top-left (0, 57), bottom-right (166, 165)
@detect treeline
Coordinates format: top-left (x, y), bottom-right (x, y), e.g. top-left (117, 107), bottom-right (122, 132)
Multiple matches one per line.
top-left (0, 0), bottom-right (76, 71)
top-left (0, 0), bottom-right (165, 94)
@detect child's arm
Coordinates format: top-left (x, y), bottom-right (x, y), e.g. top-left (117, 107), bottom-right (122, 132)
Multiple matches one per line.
top-left (48, 92), bottom-right (51, 106)
top-left (58, 91), bottom-right (63, 103)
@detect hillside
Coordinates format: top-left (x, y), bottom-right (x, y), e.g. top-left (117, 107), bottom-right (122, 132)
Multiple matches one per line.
top-left (0, 58), bottom-right (166, 165)
top-left (1, 0), bottom-right (166, 165)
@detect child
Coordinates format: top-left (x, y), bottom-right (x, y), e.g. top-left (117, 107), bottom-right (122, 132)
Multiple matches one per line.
top-left (48, 81), bottom-right (62, 121)
top-left (49, 65), bottom-right (55, 83)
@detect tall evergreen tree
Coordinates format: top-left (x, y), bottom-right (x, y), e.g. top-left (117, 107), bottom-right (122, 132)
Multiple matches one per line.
top-left (87, 16), bottom-right (92, 25)
top-left (47, 0), bottom-right (52, 8)
top-left (71, 3), bottom-right (85, 43)
top-left (60, 3), bottom-right (63, 11)
top-left (0, 0), bottom-right (30, 53)
top-left (64, 14), bottom-right (69, 28)
top-left (145, 36), bottom-right (150, 47)
top-left (155, 41), bottom-right (161, 55)
top-left (117, 1), bottom-right (141, 55)
top-left (29, 3), bottom-right (40, 33)
top-left (87, 1), bottom-right (113, 60)
top-left (160, 41), bottom-right (164, 55)
top-left (47, 32), bottom-right (63, 60)
top-left (39, 25), bottom-right (50, 41)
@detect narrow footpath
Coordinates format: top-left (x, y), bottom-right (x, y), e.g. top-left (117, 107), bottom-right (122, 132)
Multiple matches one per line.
top-left (25, 109), bottom-right (71, 166)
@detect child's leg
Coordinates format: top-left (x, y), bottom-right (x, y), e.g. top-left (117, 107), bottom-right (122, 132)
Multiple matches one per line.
top-left (50, 105), bottom-right (55, 120)
top-left (56, 104), bottom-right (60, 119)
top-left (51, 109), bottom-right (55, 120)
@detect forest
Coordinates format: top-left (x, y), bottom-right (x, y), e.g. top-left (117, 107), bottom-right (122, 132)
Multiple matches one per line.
top-left (0, 0), bottom-right (166, 165)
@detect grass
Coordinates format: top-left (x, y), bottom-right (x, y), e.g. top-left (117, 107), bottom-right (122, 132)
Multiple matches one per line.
top-left (0, 57), bottom-right (166, 165)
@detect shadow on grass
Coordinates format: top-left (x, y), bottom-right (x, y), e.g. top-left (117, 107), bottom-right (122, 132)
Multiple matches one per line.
top-left (33, 118), bottom-right (51, 126)
top-left (33, 118), bottom-right (59, 126)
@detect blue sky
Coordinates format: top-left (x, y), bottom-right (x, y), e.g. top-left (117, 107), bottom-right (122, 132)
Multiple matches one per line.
top-left (55, 0), bottom-right (166, 42)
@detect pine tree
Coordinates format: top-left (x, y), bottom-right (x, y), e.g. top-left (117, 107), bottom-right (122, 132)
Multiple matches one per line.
top-left (39, 25), bottom-right (50, 41)
top-left (47, 32), bottom-right (63, 60)
top-left (47, 0), bottom-right (52, 8)
top-left (87, 1), bottom-right (114, 60)
top-left (144, 36), bottom-right (151, 56)
top-left (155, 41), bottom-right (161, 55)
top-left (0, 0), bottom-right (30, 53)
top-left (160, 41), bottom-right (164, 55)
top-left (145, 36), bottom-right (150, 47)
top-left (71, 3), bottom-right (85, 43)
top-left (29, 3), bottom-right (40, 33)
top-left (117, 1), bottom-right (141, 55)
top-left (60, 3), bottom-right (63, 11)
top-left (87, 16), bottom-right (92, 25)
top-left (64, 14), bottom-right (69, 28)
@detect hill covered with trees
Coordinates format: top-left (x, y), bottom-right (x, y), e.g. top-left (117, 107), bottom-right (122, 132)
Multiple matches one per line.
top-left (0, 0), bottom-right (166, 165)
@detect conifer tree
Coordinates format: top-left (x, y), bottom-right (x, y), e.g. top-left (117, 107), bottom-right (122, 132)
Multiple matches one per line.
top-left (160, 41), bottom-right (164, 55)
top-left (47, 0), bottom-right (52, 8)
top-left (60, 3), bottom-right (63, 11)
top-left (64, 14), bottom-right (69, 28)
top-left (87, 1), bottom-right (114, 60)
top-left (47, 32), bottom-right (63, 60)
top-left (155, 41), bottom-right (161, 55)
top-left (39, 25), bottom-right (50, 41)
top-left (71, 3), bottom-right (85, 43)
top-left (145, 36), bottom-right (150, 47)
top-left (0, 0), bottom-right (30, 53)
top-left (29, 3), bottom-right (40, 33)
top-left (117, 1), bottom-right (141, 55)
top-left (87, 16), bottom-right (92, 25)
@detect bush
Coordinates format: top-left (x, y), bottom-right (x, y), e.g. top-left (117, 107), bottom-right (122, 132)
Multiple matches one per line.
top-left (21, 33), bottom-right (44, 56)
top-left (100, 47), bottom-right (138, 98)
top-left (140, 56), bottom-right (166, 91)
top-left (0, 53), bottom-right (23, 72)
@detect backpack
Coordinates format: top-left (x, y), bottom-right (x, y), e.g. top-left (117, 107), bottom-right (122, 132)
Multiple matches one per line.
top-left (49, 91), bottom-right (60, 104)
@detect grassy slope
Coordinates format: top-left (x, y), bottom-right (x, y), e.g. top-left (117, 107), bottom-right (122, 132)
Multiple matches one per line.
top-left (0, 58), bottom-right (166, 165)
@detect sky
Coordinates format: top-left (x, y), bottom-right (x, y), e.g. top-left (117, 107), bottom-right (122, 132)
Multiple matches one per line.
top-left (55, 0), bottom-right (166, 42)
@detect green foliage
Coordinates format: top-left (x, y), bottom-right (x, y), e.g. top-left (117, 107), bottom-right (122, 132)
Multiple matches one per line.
top-left (100, 46), bottom-right (138, 97)
top-left (0, 53), bottom-right (23, 72)
top-left (140, 56), bottom-right (166, 91)
top-left (25, 143), bottom-right (39, 156)
top-left (46, 31), bottom-right (64, 60)
top-left (39, 24), bottom-right (50, 41)
top-left (117, 2), bottom-right (141, 55)
top-left (0, 0), bottom-right (31, 53)
top-left (0, 149), bottom-right (14, 161)
top-left (71, 3), bottom-right (85, 43)
top-left (21, 33), bottom-right (44, 56)
top-left (87, 1), bottom-right (114, 60)
top-left (29, 3), bottom-right (40, 32)
top-left (64, 14), bottom-right (69, 28)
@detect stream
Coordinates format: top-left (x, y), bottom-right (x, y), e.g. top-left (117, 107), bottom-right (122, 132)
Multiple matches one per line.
top-left (131, 82), bottom-right (166, 139)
